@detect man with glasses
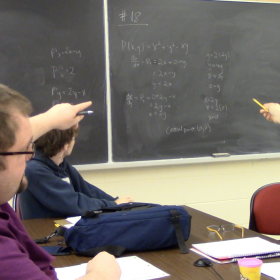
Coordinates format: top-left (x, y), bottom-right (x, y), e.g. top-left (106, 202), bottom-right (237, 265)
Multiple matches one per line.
top-left (19, 126), bottom-right (133, 219)
top-left (0, 142), bottom-right (36, 160)
top-left (0, 84), bottom-right (121, 280)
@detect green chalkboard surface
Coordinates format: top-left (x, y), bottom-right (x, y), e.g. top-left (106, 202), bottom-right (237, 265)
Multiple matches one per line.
top-left (108, 0), bottom-right (280, 162)
top-left (2, 0), bottom-right (280, 167)
top-left (0, 0), bottom-right (107, 165)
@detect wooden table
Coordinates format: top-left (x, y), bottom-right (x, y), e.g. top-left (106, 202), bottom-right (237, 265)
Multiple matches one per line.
top-left (22, 206), bottom-right (279, 279)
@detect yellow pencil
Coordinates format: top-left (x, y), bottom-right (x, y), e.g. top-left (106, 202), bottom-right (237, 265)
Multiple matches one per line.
top-left (253, 98), bottom-right (269, 112)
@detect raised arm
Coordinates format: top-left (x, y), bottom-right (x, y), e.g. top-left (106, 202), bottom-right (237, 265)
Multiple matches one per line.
top-left (30, 102), bottom-right (92, 141)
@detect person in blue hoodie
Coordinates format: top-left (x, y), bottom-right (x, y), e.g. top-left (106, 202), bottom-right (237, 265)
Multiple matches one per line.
top-left (19, 126), bottom-right (134, 219)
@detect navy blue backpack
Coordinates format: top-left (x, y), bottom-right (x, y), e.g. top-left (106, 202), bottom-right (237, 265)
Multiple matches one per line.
top-left (61, 203), bottom-right (192, 256)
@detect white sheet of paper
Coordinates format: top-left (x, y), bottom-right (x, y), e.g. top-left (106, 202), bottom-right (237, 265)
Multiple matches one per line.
top-left (261, 262), bottom-right (280, 280)
top-left (117, 256), bottom-right (169, 280)
top-left (55, 256), bottom-right (169, 280)
top-left (66, 216), bottom-right (81, 224)
top-left (55, 263), bottom-right (87, 279)
top-left (63, 224), bottom-right (74, 229)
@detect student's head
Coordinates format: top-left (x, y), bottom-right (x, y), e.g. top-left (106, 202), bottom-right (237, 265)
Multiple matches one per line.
top-left (35, 126), bottom-right (79, 158)
top-left (0, 84), bottom-right (33, 204)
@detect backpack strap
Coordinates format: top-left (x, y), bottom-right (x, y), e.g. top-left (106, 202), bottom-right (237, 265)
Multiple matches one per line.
top-left (82, 203), bottom-right (158, 217)
top-left (34, 226), bottom-right (66, 244)
top-left (170, 209), bottom-right (189, 254)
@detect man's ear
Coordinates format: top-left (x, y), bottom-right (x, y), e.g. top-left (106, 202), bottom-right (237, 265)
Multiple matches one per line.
top-left (63, 144), bottom-right (69, 151)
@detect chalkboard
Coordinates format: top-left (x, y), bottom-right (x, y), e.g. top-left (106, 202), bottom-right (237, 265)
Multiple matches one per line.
top-left (108, 0), bottom-right (280, 162)
top-left (2, 0), bottom-right (280, 167)
top-left (0, 0), bottom-right (107, 165)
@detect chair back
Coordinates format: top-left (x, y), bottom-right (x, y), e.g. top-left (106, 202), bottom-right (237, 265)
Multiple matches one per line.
top-left (12, 194), bottom-right (22, 220)
top-left (249, 182), bottom-right (280, 234)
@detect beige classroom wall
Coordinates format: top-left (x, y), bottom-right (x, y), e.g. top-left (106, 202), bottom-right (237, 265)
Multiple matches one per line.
top-left (79, 158), bottom-right (280, 229)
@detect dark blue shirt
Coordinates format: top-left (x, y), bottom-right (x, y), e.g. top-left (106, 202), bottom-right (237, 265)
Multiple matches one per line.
top-left (20, 152), bottom-right (117, 219)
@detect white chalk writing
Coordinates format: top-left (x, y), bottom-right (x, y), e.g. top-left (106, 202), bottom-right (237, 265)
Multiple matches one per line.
top-left (51, 47), bottom-right (82, 58)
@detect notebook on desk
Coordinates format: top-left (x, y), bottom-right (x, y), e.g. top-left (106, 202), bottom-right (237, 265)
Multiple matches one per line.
top-left (191, 237), bottom-right (280, 264)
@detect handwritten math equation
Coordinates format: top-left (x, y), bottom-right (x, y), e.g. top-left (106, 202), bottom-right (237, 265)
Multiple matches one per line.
top-left (122, 40), bottom-right (188, 55)
top-left (52, 87), bottom-right (86, 102)
top-left (202, 51), bottom-right (229, 124)
top-left (50, 47), bottom-right (85, 105)
top-left (130, 56), bottom-right (187, 69)
top-left (117, 9), bottom-right (230, 127)
top-left (204, 96), bottom-right (227, 122)
top-left (51, 65), bottom-right (75, 79)
top-left (126, 92), bottom-right (175, 121)
top-left (123, 43), bottom-right (230, 125)
top-left (51, 47), bottom-right (82, 58)
top-left (206, 51), bottom-right (229, 94)
top-left (122, 39), bottom-right (189, 120)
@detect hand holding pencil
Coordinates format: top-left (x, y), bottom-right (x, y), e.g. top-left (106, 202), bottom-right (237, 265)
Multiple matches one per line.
top-left (257, 102), bottom-right (280, 124)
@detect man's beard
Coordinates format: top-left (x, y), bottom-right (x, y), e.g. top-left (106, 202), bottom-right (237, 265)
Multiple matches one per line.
top-left (16, 175), bottom-right (28, 194)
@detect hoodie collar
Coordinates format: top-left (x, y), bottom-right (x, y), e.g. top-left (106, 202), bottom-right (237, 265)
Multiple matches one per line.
top-left (32, 151), bottom-right (68, 172)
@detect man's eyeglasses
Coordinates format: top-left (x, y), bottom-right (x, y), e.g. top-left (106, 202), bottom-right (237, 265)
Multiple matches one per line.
top-left (206, 224), bottom-right (244, 240)
top-left (0, 142), bottom-right (35, 161)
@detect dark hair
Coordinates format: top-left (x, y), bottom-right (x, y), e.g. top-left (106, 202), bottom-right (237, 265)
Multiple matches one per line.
top-left (0, 84), bottom-right (32, 170)
top-left (35, 126), bottom-right (79, 157)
